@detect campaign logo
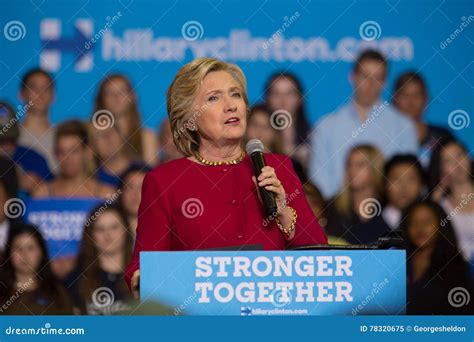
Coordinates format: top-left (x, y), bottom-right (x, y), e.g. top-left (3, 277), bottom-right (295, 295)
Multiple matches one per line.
top-left (40, 18), bottom-right (93, 72)
top-left (240, 306), bottom-right (252, 316)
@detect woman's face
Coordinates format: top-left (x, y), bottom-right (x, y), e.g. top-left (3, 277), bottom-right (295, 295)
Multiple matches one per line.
top-left (92, 211), bottom-right (127, 255)
top-left (91, 126), bottom-right (124, 160)
top-left (394, 81), bottom-right (426, 121)
top-left (266, 77), bottom-right (301, 115)
top-left (387, 164), bottom-right (422, 210)
top-left (101, 78), bottom-right (134, 133)
top-left (122, 171), bottom-right (146, 218)
top-left (55, 136), bottom-right (86, 178)
top-left (347, 151), bottom-right (373, 190)
top-left (407, 205), bottom-right (438, 249)
top-left (440, 143), bottom-right (471, 185)
top-left (194, 70), bottom-right (247, 146)
top-left (246, 110), bottom-right (276, 148)
top-left (11, 234), bottom-right (43, 275)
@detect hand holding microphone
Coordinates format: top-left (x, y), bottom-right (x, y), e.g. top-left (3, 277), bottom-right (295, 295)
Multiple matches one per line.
top-left (246, 139), bottom-right (296, 239)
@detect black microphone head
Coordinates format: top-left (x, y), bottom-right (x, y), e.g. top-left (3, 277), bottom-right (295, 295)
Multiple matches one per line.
top-left (246, 139), bottom-right (264, 155)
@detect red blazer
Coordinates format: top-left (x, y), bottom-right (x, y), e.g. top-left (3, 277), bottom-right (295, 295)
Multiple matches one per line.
top-left (125, 154), bottom-right (327, 287)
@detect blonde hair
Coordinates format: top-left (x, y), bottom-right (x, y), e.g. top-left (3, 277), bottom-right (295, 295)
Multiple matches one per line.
top-left (335, 144), bottom-right (384, 216)
top-left (167, 57), bottom-right (249, 157)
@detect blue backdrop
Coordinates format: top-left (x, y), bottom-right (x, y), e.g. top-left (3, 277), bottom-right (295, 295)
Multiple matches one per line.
top-left (1, 0), bottom-right (472, 150)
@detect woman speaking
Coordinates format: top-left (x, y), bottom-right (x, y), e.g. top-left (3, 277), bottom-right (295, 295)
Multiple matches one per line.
top-left (125, 58), bottom-right (327, 297)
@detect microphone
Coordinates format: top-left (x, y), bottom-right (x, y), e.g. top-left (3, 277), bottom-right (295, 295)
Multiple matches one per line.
top-left (246, 139), bottom-right (278, 218)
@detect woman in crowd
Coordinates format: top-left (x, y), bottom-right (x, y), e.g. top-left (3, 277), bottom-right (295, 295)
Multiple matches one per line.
top-left (325, 144), bottom-right (387, 244)
top-left (429, 137), bottom-right (474, 262)
top-left (381, 154), bottom-right (424, 230)
top-left (0, 224), bottom-right (73, 315)
top-left (245, 103), bottom-right (283, 153)
top-left (90, 124), bottom-right (133, 188)
top-left (65, 203), bottom-right (133, 315)
top-left (119, 163), bottom-right (151, 234)
top-left (264, 72), bottom-right (312, 169)
top-left (402, 200), bottom-right (473, 315)
top-left (94, 74), bottom-right (158, 165)
top-left (246, 103), bottom-right (307, 182)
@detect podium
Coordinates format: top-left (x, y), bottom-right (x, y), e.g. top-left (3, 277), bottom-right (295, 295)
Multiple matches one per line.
top-left (140, 248), bottom-right (406, 315)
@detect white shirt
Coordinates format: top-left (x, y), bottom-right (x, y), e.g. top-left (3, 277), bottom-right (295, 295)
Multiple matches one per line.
top-left (0, 220), bottom-right (10, 252)
top-left (18, 126), bottom-right (57, 172)
top-left (382, 205), bottom-right (401, 230)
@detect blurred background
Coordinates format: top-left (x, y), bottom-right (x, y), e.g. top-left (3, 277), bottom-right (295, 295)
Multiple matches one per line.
top-left (1, 0), bottom-right (472, 149)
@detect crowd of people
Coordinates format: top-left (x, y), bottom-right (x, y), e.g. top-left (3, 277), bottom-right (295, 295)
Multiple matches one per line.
top-left (0, 49), bottom-right (472, 315)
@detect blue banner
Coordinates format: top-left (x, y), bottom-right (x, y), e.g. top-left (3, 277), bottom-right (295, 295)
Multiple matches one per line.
top-left (140, 250), bottom-right (406, 316)
top-left (0, 0), bottom-right (472, 152)
top-left (25, 198), bottom-right (101, 259)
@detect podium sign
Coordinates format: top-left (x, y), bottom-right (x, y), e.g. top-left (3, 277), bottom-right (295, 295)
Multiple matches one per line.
top-left (140, 250), bottom-right (406, 315)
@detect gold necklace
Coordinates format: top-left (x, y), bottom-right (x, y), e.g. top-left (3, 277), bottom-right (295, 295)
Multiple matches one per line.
top-left (195, 151), bottom-right (246, 166)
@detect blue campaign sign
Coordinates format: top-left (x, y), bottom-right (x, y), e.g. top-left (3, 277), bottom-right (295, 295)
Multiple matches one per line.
top-left (25, 198), bottom-right (101, 259)
top-left (140, 250), bottom-right (406, 316)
